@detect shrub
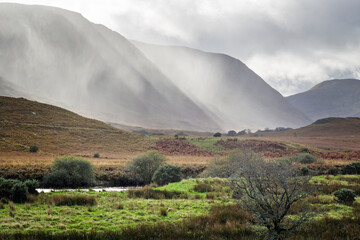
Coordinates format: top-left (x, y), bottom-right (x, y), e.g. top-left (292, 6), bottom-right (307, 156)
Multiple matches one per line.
top-left (203, 149), bottom-right (261, 178)
top-left (29, 145), bottom-right (38, 153)
top-left (334, 188), bottom-right (356, 204)
top-left (328, 167), bottom-right (340, 175)
top-left (292, 153), bottom-right (317, 164)
top-left (115, 203), bottom-right (124, 210)
top-left (341, 162), bottom-right (360, 175)
top-left (300, 147), bottom-right (310, 153)
top-left (213, 132), bottom-right (222, 137)
top-left (93, 153), bottom-right (100, 158)
top-left (152, 165), bottom-right (182, 186)
top-left (11, 182), bottom-right (28, 203)
top-left (159, 207), bottom-right (168, 216)
top-left (193, 182), bottom-right (214, 192)
top-left (0, 178), bottom-right (30, 203)
top-left (24, 179), bottom-right (39, 194)
top-left (127, 151), bottom-right (166, 184)
top-left (52, 194), bottom-right (97, 206)
top-left (300, 166), bottom-right (310, 175)
top-left (43, 156), bottom-right (96, 188)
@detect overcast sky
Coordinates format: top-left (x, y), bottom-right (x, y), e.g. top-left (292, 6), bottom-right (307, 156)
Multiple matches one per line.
top-left (2, 0), bottom-right (360, 96)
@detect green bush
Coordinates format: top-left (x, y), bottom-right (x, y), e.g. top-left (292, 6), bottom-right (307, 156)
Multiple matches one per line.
top-left (11, 182), bottom-right (28, 203)
top-left (0, 178), bottom-right (36, 203)
top-left (334, 188), bottom-right (356, 204)
top-left (292, 153), bottom-right (317, 164)
top-left (127, 151), bottom-right (166, 184)
top-left (159, 207), bottom-right (168, 216)
top-left (152, 165), bottom-right (182, 186)
top-left (24, 179), bottom-right (39, 194)
top-left (93, 153), bottom-right (100, 158)
top-left (341, 162), bottom-right (360, 175)
top-left (300, 166), bottom-right (309, 175)
top-left (203, 149), bottom-right (261, 178)
top-left (213, 132), bottom-right (222, 137)
top-left (43, 156), bottom-right (96, 188)
top-left (29, 145), bottom-right (39, 153)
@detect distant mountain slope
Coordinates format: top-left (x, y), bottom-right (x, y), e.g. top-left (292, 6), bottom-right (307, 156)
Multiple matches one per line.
top-left (0, 3), bottom-right (220, 132)
top-left (287, 79), bottom-right (360, 121)
top-left (0, 96), bottom-right (150, 154)
top-left (134, 41), bottom-right (311, 130)
top-left (252, 117), bottom-right (360, 138)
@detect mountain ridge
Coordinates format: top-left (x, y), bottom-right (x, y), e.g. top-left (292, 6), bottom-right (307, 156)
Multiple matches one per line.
top-left (287, 79), bottom-right (360, 121)
top-left (133, 41), bottom-right (311, 129)
top-left (0, 3), bottom-right (221, 132)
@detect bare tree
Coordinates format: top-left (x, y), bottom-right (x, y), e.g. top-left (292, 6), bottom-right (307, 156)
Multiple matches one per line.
top-left (230, 150), bottom-right (313, 240)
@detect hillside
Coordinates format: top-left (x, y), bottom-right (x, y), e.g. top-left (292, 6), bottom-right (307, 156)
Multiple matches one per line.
top-left (0, 96), bottom-right (150, 154)
top-left (0, 3), bottom-right (220, 132)
top-left (250, 117), bottom-right (360, 150)
top-left (134, 41), bottom-right (311, 130)
top-left (287, 79), bottom-right (360, 121)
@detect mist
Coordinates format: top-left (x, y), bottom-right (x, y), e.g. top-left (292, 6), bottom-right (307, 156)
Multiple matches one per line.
top-left (0, 3), bottom-right (221, 132)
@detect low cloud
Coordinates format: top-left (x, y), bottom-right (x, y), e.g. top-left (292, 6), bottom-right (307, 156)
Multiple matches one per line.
top-left (2, 0), bottom-right (360, 95)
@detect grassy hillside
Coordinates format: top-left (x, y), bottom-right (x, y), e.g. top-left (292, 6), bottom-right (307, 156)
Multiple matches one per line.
top-left (249, 117), bottom-right (360, 150)
top-left (255, 117), bottom-right (360, 138)
top-left (0, 96), bottom-right (150, 155)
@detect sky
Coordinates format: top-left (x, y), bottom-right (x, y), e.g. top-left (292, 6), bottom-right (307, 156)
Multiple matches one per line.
top-left (2, 0), bottom-right (360, 96)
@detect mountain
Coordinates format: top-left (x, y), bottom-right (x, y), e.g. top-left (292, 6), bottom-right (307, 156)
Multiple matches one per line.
top-left (253, 117), bottom-right (360, 138)
top-left (287, 79), bottom-right (360, 121)
top-left (0, 96), bottom-right (150, 154)
top-left (133, 41), bottom-right (311, 130)
top-left (0, 3), bottom-right (220, 132)
top-left (246, 117), bottom-right (360, 150)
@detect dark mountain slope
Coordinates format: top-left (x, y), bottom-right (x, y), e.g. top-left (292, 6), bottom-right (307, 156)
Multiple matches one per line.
top-left (287, 79), bottom-right (360, 121)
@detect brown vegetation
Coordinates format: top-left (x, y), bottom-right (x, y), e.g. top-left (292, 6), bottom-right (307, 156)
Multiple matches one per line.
top-left (0, 96), bottom-right (151, 155)
top-left (215, 138), bottom-right (296, 158)
top-left (151, 139), bottom-right (214, 156)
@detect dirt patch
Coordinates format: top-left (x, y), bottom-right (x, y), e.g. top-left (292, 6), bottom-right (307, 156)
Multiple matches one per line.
top-left (151, 139), bottom-right (214, 157)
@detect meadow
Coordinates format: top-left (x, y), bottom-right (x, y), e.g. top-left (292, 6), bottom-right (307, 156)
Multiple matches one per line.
top-left (0, 176), bottom-right (360, 239)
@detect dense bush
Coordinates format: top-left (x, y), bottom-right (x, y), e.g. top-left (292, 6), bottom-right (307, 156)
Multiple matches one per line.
top-left (24, 179), bottom-right (39, 194)
top-left (29, 145), bottom-right (38, 153)
top-left (334, 188), bottom-right (356, 204)
top-left (341, 162), bottom-right (360, 174)
top-left (43, 156), bottom-right (96, 188)
top-left (11, 182), bottom-right (28, 203)
top-left (300, 166), bottom-right (310, 175)
top-left (213, 132), bottom-right (222, 137)
top-left (0, 178), bottom-right (38, 203)
top-left (202, 149), bottom-right (261, 178)
top-left (152, 165), bottom-right (182, 186)
top-left (291, 153), bottom-right (317, 164)
top-left (127, 151), bottom-right (166, 184)
top-left (93, 153), bottom-right (100, 158)
top-left (52, 194), bottom-right (97, 206)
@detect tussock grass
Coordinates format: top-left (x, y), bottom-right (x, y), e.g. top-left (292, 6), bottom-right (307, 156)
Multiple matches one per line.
top-left (52, 194), bottom-right (97, 206)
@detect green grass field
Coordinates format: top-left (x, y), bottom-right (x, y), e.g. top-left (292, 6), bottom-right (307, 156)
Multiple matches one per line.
top-left (0, 176), bottom-right (359, 238)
